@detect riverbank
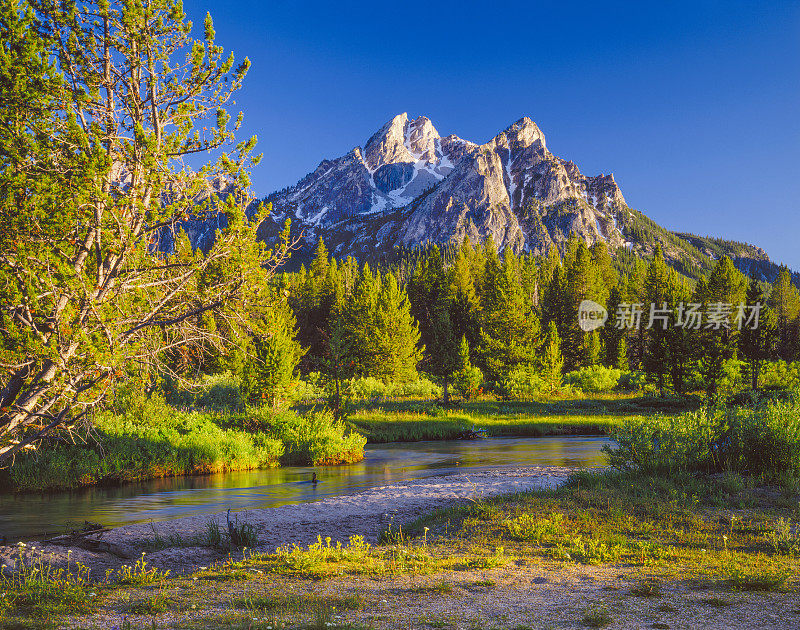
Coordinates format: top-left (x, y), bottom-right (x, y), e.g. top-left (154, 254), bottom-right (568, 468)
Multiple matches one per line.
top-left (0, 466), bottom-right (576, 577)
top-left (0, 403), bottom-right (366, 493)
top-left (1, 466), bottom-right (797, 629)
top-left (0, 395), bottom-right (685, 493)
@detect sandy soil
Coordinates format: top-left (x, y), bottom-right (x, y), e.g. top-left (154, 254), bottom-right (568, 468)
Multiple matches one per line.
top-left (0, 466), bottom-right (573, 578)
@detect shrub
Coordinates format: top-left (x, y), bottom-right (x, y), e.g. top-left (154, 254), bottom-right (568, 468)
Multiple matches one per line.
top-left (564, 365), bottom-right (622, 392)
top-left (249, 407), bottom-right (366, 466)
top-left (347, 376), bottom-right (441, 400)
top-left (349, 376), bottom-right (389, 400)
top-left (453, 366), bottom-right (484, 400)
top-left (618, 370), bottom-right (647, 391)
top-left (760, 361), bottom-right (800, 390)
top-left (500, 366), bottom-right (545, 400)
top-left (292, 372), bottom-right (328, 402)
top-left (607, 401), bottom-right (800, 478)
top-left (394, 377), bottom-right (441, 399)
top-left (195, 372), bottom-right (246, 411)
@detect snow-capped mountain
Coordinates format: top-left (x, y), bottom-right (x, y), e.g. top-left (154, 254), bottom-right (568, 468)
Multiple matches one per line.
top-left (259, 113), bottom-right (630, 258)
top-left (178, 113), bottom-right (788, 282)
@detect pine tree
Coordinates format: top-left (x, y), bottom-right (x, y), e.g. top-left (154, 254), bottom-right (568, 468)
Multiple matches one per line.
top-left (695, 257), bottom-right (747, 397)
top-left (540, 321), bottom-right (564, 391)
top-left (250, 296), bottom-right (305, 408)
top-left (407, 247), bottom-right (459, 401)
top-left (340, 263), bottom-right (381, 376)
top-left (0, 0), bottom-right (282, 460)
top-left (371, 273), bottom-right (423, 383)
top-left (601, 286), bottom-right (628, 368)
top-left (319, 312), bottom-right (355, 421)
top-left (478, 247), bottom-right (542, 383)
top-left (561, 236), bottom-right (603, 369)
top-left (642, 246), bottom-right (675, 394)
top-left (739, 277), bottom-right (777, 389)
top-left (449, 245), bottom-right (480, 348)
top-left (768, 268), bottom-right (800, 362)
top-left (587, 332), bottom-right (602, 367)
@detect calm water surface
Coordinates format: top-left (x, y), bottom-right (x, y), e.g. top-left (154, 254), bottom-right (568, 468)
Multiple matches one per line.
top-left (0, 436), bottom-right (610, 541)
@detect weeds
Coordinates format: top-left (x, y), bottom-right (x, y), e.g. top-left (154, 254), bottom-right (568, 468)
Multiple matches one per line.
top-left (582, 605), bottom-right (612, 627)
top-left (114, 553), bottom-right (170, 586)
top-left (0, 547), bottom-right (95, 618)
top-left (766, 518), bottom-right (800, 556)
top-left (721, 561), bottom-right (790, 591)
top-left (629, 579), bottom-right (662, 597)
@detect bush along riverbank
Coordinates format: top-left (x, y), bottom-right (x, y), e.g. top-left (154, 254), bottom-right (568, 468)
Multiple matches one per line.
top-left (1, 389), bottom-right (366, 493)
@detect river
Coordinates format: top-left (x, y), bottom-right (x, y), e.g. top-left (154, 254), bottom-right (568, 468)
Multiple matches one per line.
top-left (0, 435), bottom-right (610, 542)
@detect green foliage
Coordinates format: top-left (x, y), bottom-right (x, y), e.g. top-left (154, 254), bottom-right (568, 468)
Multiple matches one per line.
top-left (478, 246), bottom-right (541, 382)
top-left (539, 321), bottom-right (564, 392)
top-left (607, 401), bottom-right (800, 477)
top-left (564, 365), bottom-right (622, 392)
top-left (0, 0), bottom-right (282, 461)
top-left (407, 246), bottom-right (460, 393)
top-left (769, 268), bottom-right (800, 361)
top-left (3, 383), bottom-right (369, 490)
top-left (247, 295), bottom-right (305, 407)
top-left (453, 366), bottom-right (484, 400)
top-left (760, 361), bottom-right (800, 390)
top-left (500, 366), bottom-right (546, 401)
top-left (6, 391), bottom-right (285, 491)
top-left (504, 512), bottom-right (565, 543)
top-left (246, 407), bottom-right (366, 466)
top-left (618, 371), bottom-right (647, 391)
top-left (0, 548), bottom-right (95, 618)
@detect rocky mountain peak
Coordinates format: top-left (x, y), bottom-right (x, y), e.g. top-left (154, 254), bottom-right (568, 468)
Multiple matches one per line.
top-left (501, 117), bottom-right (547, 151)
top-left (362, 113), bottom-right (446, 172)
top-left (261, 114), bottom-right (633, 258)
top-left (363, 113), bottom-right (411, 171)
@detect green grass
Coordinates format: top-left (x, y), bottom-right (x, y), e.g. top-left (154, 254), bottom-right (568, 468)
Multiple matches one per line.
top-left (1, 402), bottom-right (365, 493)
top-left (0, 548), bottom-right (96, 619)
top-left (608, 399), bottom-right (800, 478)
top-left (582, 605), bottom-right (612, 627)
top-left (346, 395), bottom-right (688, 442)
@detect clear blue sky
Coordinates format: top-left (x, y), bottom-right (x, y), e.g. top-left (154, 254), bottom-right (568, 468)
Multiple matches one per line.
top-left (188, 1), bottom-right (800, 269)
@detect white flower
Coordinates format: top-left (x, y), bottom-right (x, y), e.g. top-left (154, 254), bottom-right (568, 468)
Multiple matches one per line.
top-left (199, 566), bottom-right (207, 570)
top-left (191, 604), bottom-right (196, 609)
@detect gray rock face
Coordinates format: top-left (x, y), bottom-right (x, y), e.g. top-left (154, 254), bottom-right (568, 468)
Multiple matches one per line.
top-left (166, 114), bottom-right (791, 284)
top-left (260, 113), bottom-right (632, 257)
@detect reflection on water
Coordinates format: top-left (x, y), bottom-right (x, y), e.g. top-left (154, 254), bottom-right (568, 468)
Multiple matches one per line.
top-left (0, 436), bottom-right (610, 541)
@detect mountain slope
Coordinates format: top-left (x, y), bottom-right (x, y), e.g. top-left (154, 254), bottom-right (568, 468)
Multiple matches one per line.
top-left (190, 113), bottom-right (790, 282)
